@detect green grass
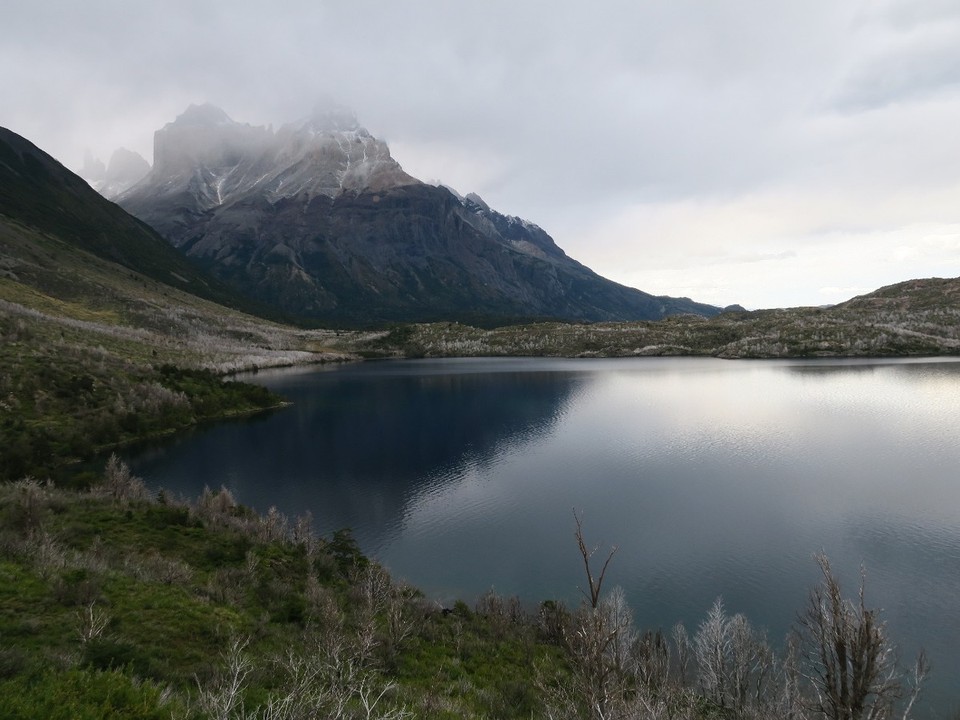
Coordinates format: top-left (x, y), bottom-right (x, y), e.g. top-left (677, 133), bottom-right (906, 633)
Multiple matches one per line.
top-left (0, 337), bottom-right (284, 482)
top-left (0, 667), bottom-right (178, 720)
top-left (0, 478), bottom-right (568, 719)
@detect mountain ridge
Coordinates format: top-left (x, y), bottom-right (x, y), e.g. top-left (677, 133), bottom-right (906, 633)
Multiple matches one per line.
top-left (117, 105), bottom-right (724, 327)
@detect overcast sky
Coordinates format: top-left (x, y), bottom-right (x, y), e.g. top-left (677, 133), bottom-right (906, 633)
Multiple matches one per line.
top-left (4, 1), bottom-right (960, 309)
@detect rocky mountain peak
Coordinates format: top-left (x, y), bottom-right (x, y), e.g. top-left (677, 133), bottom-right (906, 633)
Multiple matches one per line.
top-left (79, 147), bottom-right (150, 198)
top-left (173, 103), bottom-right (235, 127)
top-left (151, 105), bottom-right (271, 179)
top-left (81, 150), bottom-right (106, 180)
top-left (114, 104), bottom-right (725, 325)
top-left (106, 148), bottom-right (150, 181)
top-left (124, 104), bottom-right (416, 211)
top-left (464, 192), bottom-right (490, 211)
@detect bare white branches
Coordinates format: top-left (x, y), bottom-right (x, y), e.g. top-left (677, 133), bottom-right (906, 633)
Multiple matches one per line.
top-left (195, 636), bottom-right (253, 720)
top-left (75, 600), bottom-right (110, 645)
top-left (574, 510), bottom-right (618, 611)
top-left (544, 521), bottom-right (928, 720)
top-left (795, 553), bottom-right (928, 720)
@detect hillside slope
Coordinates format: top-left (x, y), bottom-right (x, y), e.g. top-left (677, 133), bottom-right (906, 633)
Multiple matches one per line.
top-left (0, 126), bottom-right (278, 319)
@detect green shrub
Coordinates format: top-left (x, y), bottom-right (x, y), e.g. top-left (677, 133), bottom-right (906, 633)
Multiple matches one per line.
top-left (0, 667), bottom-right (174, 720)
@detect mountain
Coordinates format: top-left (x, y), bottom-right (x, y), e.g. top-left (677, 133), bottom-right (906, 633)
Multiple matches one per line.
top-left (117, 104), bottom-right (723, 326)
top-left (0, 126), bottom-right (266, 315)
top-left (80, 147), bottom-right (150, 198)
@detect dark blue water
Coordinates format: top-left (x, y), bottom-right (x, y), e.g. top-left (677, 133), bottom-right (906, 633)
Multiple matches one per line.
top-left (124, 356), bottom-right (960, 716)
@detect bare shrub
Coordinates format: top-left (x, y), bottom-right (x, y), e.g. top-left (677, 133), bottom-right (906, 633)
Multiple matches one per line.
top-left (125, 550), bottom-right (193, 585)
top-left (193, 627), bottom-right (412, 720)
top-left (98, 454), bottom-right (149, 503)
top-left (207, 566), bottom-right (248, 605)
top-left (76, 600), bottom-right (110, 645)
top-left (28, 531), bottom-right (67, 579)
top-left (292, 511), bottom-right (317, 557)
top-left (75, 536), bottom-right (111, 574)
top-left (6, 477), bottom-right (51, 537)
top-left (538, 600), bottom-right (570, 646)
top-left (304, 573), bottom-right (340, 625)
top-left (634, 629), bottom-right (673, 696)
top-left (194, 635), bottom-right (252, 720)
top-left (692, 597), bottom-right (779, 718)
top-left (794, 553), bottom-right (928, 720)
top-left (256, 506), bottom-right (289, 544)
top-left (195, 486), bottom-right (239, 525)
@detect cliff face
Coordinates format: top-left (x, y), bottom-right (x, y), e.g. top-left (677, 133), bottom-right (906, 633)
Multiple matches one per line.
top-left (118, 105), bottom-right (721, 326)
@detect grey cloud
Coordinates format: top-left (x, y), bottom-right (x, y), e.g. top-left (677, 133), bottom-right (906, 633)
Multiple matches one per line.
top-left (878, 0), bottom-right (960, 31)
top-left (4, 0), bottom-right (960, 308)
top-left (831, 41), bottom-right (960, 112)
top-left (829, 0), bottom-right (960, 111)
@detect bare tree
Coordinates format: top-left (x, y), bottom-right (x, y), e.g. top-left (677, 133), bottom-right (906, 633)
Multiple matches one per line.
top-left (695, 598), bottom-right (732, 707)
top-left (794, 553), bottom-right (928, 720)
top-left (195, 635), bottom-right (252, 720)
top-left (672, 621), bottom-right (695, 688)
top-left (574, 510), bottom-right (618, 610)
top-left (552, 512), bottom-right (632, 720)
top-left (99, 454), bottom-right (149, 503)
top-left (692, 597), bottom-right (780, 719)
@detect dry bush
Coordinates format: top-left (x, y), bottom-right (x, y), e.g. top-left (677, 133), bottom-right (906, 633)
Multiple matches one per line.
top-left (195, 486), bottom-right (239, 525)
top-left (794, 553), bottom-right (928, 720)
top-left (125, 550), bottom-right (193, 585)
top-left (97, 454), bottom-right (150, 503)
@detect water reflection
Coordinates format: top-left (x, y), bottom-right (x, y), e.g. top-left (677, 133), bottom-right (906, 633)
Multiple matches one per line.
top-left (127, 360), bottom-right (587, 547)
top-left (125, 357), bottom-right (960, 716)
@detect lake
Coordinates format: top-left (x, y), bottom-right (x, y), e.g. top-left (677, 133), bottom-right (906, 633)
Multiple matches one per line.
top-left (124, 356), bottom-right (960, 715)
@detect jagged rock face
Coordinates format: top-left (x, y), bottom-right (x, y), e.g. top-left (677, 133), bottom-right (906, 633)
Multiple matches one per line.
top-left (119, 105), bottom-right (721, 325)
top-left (137, 103), bottom-right (415, 216)
top-left (79, 147), bottom-right (150, 198)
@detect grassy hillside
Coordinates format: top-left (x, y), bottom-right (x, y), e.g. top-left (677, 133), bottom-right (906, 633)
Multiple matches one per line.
top-left (0, 470), bottom-right (560, 719)
top-left (0, 124), bottom-right (380, 480)
top-left (0, 466), bottom-right (931, 720)
top-left (0, 216), bottom-right (374, 482)
top-left (0, 127), bottom-right (279, 319)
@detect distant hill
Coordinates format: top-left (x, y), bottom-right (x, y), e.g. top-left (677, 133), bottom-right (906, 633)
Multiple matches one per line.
top-left (117, 104), bottom-right (723, 327)
top-left (363, 277), bottom-right (960, 358)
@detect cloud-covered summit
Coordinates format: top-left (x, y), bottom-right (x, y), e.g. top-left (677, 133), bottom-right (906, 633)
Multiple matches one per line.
top-left (127, 104), bottom-right (416, 211)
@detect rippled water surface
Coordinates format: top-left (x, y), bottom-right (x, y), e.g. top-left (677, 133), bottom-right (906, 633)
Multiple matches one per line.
top-left (125, 357), bottom-right (960, 715)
